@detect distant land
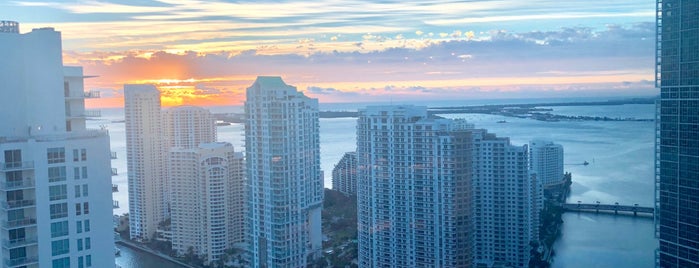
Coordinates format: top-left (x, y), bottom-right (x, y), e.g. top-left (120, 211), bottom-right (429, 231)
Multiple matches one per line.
top-left (214, 97), bottom-right (657, 123)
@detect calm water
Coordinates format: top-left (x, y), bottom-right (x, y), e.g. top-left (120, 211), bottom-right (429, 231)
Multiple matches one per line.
top-left (93, 99), bottom-right (657, 268)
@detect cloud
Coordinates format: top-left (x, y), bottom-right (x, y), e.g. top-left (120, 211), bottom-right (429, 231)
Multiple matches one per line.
top-left (71, 23), bottom-right (656, 107)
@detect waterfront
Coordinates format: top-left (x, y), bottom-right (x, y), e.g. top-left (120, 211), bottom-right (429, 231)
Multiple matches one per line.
top-left (95, 98), bottom-right (657, 267)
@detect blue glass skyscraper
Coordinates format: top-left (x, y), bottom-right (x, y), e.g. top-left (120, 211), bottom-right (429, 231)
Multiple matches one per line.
top-left (656, 1), bottom-right (699, 267)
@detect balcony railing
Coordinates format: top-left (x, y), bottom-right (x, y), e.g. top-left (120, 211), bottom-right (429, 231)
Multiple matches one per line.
top-left (2, 199), bottom-right (36, 209)
top-left (66, 110), bottom-right (101, 119)
top-left (112, 168), bottom-right (118, 176)
top-left (65, 90), bottom-right (100, 99)
top-left (0, 161), bottom-right (34, 172)
top-left (3, 236), bottom-right (38, 249)
top-left (111, 151), bottom-right (118, 159)
top-left (113, 184), bottom-right (119, 192)
top-left (0, 179), bottom-right (34, 191)
top-left (84, 91), bottom-right (100, 98)
top-left (113, 200), bottom-right (120, 209)
top-left (2, 218), bottom-right (37, 229)
top-left (4, 257), bottom-right (38, 267)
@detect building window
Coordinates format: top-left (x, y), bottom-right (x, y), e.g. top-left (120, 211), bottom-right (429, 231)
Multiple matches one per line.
top-left (85, 237), bottom-right (91, 250)
top-left (86, 255), bottom-right (92, 267)
top-left (4, 149), bottom-right (22, 166)
top-left (77, 221), bottom-right (83, 233)
top-left (84, 220), bottom-right (90, 232)
top-left (52, 257), bottom-right (70, 268)
top-left (47, 148), bottom-right (66, 164)
top-left (51, 221), bottom-right (69, 238)
top-left (49, 166), bottom-right (67, 182)
top-left (83, 202), bottom-right (89, 214)
top-left (75, 185), bottom-right (81, 198)
top-left (81, 149), bottom-right (87, 161)
top-left (50, 203), bottom-right (68, 219)
top-left (9, 247), bottom-right (26, 262)
top-left (77, 238), bottom-right (83, 251)
top-left (51, 239), bottom-right (69, 256)
top-left (76, 203), bottom-right (81, 216)
top-left (49, 185), bottom-right (68, 201)
top-left (82, 185), bottom-right (88, 197)
top-left (78, 256), bottom-right (84, 268)
top-left (74, 167), bottom-right (80, 180)
top-left (73, 149), bottom-right (79, 162)
top-left (81, 167), bottom-right (88, 179)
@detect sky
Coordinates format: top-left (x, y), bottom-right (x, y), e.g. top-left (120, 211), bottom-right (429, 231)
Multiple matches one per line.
top-left (2, 0), bottom-right (658, 107)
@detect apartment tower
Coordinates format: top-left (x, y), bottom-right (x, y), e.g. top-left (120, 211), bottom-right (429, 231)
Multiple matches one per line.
top-left (356, 106), bottom-right (472, 267)
top-left (169, 142), bottom-right (245, 264)
top-left (656, 0), bottom-right (699, 267)
top-left (0, 21), bottom-right (115, 267)
top-left (245, 76), bottom-right (323, 267)
top-left (125, 84), bottom-right (165, 242)
top-left (472, 131), bottom-right (541, 268)
top-left (529, 140), bottom-right (564, 188)
top-left (332, 152), bottom-right (358, 195)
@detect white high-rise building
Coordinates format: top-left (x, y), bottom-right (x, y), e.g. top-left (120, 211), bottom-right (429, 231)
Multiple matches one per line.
top-left (357, 106), bottom-right (472, 267)
top-left (529, 140), bottom-right (564, 188)
top-left (0, 22), bottom-right (115, 268)
top-left (245, 76), bottom-right (323, 267)
top-left (332, 152), bottom-right (357, 195)
top-left (162, 106), bottom-right (216, 149)
top-left (472, 131), bottom-right (541, 268)
top-left (169, 142), bottom-right (244, 264)
top-left (125, 84), bottom-right (166, 241)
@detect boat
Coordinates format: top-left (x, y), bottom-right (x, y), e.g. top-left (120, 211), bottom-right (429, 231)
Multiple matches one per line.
top-left (583, 161), bottom-right (589, 166)
top-left (497, 120), bottom-right (507, 123)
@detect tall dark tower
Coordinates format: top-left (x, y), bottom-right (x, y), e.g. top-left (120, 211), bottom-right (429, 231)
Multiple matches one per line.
top-left (656, 1), bottom-right (699, 267)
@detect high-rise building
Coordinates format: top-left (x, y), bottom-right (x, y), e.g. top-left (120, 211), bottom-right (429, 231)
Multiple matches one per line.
top-left (169, 142), bottom-right (245, 264)
top-left (472, 131), bottom-right (541, 268)
top-left (529, 140), bottom-right (564, 188)
top-left (332, 152), bottom-right (358, 195)
top-left (0, 22), bottom-right (115, 267)
top-left (162, 106), bottom-right (217, 149)
top-left (245, 76), bottom-right (323, 267)
top-left (356, 106), bottom-right (472, 267)
top-left (125, 84), bottom-right (166, 241)
top-left (656, 1), bottom-right (699, 267)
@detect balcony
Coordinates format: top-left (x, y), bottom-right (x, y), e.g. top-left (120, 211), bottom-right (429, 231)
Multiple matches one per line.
top-left (2, 218), bottom-right (37, 229)
top-left (4, 257), bottom-right (38, 267)
top-left (3, 236), bottom-right (38, 249)
top-left (111, 151), bottom-right (118, 159)
top-left (113, 184), bottom-right (119, 192)
top-left (0, 179), bottom-right (35, 191)
top-left (112, 168), bottom-right (118, 176)
top-left (113, 200), bottom-right (120, 209)
top-left (0, 162), bottom-right (34, 172)
top-left (65, 90), bottom-right (100, 99)
top-left (66, 110), bottom-right (101, 119)
top-left (2, 199), bottom-right (36, 209)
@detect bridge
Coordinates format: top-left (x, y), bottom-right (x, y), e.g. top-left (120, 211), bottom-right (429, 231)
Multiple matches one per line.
top-left (560, 202), bottom-right (654, 217)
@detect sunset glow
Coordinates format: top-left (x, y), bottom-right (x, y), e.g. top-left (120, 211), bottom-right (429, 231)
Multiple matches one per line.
top-left (2, 0), bottom-right (657, 107)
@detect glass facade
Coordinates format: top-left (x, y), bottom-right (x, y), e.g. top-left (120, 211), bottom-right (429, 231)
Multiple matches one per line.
top-left (657, 0), bottom-right (699, 267)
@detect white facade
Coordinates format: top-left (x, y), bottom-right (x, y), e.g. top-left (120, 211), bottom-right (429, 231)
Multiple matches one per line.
top-left (124, 84), bottom-right (166, 241)
top-left (529, 140), bottom-right (564, 188)
top-left (245, 76), bottom-right (323, 267)
top-left (162, 106), bottom-right (216, 150)
top-left (169, 142), bottom-right (244, 264)
top-left (331, 152), bottom-right (357, 195)
top-left (472, 131), bottom-right (541, 268)
top-left (0, 22), bottom-right (114, 268)
top-left (357, 106), bottom-right (472, 267)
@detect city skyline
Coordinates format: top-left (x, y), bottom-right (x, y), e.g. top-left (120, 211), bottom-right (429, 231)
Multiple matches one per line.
top-left (1, 0), bottom-right (657, 107)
